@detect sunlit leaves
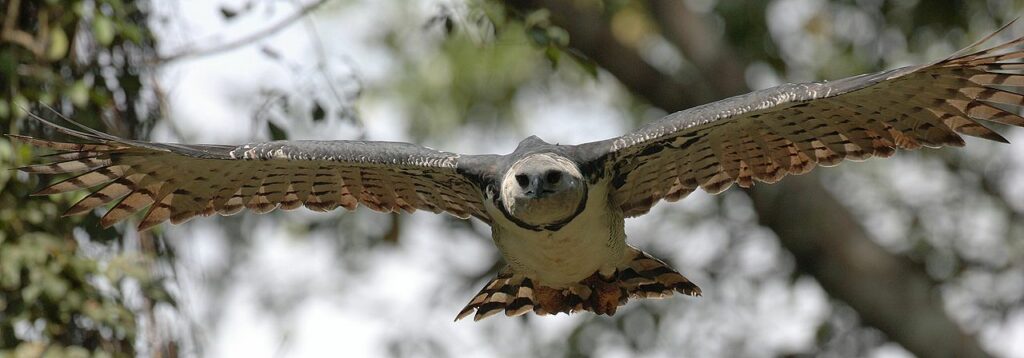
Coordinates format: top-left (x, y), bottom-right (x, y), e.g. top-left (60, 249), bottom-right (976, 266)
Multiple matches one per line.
top-left (10, 95), bottom-right (29, 121)
top-left (93, 16), bottom-right (116, 46)
top-left (521, 8), bottom-right (584, 71)
top-left (116, 22), bottom-right (145, 44)
top-left (67, 81), bottom-right (90, 107)
top-left (2, 0), bottom-right (168, 355)
top-left (45, 28), bottom-right (69, 60)
top-left (383, 2), bottom-right (610, 141)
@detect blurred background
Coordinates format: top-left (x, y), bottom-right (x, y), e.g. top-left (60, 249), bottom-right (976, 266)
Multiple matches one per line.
top-left (2, 0), bottom-right (1024, 356)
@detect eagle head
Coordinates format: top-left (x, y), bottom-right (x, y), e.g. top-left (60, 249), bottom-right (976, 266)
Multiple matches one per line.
top-left (500, 153), bottom-right (586, 227)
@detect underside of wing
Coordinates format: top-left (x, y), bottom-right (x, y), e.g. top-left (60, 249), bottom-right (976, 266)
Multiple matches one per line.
top-left (13, 118), bottom-right (494, 230)
top-left (587, 26), bottom-right (1024, 217)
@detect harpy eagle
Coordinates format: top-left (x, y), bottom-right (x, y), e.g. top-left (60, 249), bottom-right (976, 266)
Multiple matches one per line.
top-left (13, 27), bottom-right (1024, 321)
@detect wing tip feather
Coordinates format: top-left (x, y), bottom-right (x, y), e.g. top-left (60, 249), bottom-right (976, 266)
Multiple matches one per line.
top-left (988, 132), bottom-right (1011, 144)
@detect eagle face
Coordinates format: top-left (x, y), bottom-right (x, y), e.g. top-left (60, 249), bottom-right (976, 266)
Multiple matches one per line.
top-left (500, 153), bottom-right (585, 227)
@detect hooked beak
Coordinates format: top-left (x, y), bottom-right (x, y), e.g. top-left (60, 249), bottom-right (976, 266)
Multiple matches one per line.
top-left (524, 177), bottom-right (556, 198)
top-left (524, 177), bottom-right (542, 198)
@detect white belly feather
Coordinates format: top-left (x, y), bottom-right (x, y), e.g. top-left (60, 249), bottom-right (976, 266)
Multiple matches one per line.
top-left (486, 179), bottom-right (628, 287)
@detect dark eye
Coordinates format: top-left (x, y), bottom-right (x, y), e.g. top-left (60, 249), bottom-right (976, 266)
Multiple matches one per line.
top-left (515, 174), bottom-right (529, 188)
top-left (545, 170), bottom-right (562, 184)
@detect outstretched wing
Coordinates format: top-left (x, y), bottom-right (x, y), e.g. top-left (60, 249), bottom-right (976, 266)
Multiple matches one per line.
top-left (582, 28), bottom-right (1024, 217)
top-left (13, 119), bottom-right (496, 230)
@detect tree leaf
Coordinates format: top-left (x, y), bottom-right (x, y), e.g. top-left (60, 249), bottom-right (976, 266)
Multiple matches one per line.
top-left (260, 46), bottom-right (282, 61)
top-left (545, 46), bottom-right (560, 66)
top-left (567, 48), bottom-right (598, 78)
top-left (267, 121), bottom-right (287, 141)
top-left (93, 16), bottom-right (115, 46)
top-left (527, 26), bottom-right (549, 46)
top-left (220, 6), bottom-right (239, 19)
top-left (548, 26), bottom-right (569, 47)
top-left (68, 81), bottom-right (90, 107)
top-left (117, 22), bottom-right (144, 44)
top-left (445, 16), bottom-right (456, 34)
top-left (524, 8), bottom-right (550, 28)
top-left (46, 28), bottom-right (69, 60)
top-left (312, 102), bottom-right (326, 122)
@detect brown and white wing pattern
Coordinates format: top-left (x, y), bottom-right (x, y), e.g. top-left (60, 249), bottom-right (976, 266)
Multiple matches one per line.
top-left (582, 31), bottom-right (1024, 217)
top-left (13, 121), bottom-right (495, 230)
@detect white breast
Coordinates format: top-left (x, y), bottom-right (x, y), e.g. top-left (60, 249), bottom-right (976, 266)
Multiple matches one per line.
top-left (485, 179), bottom-right (628, 287)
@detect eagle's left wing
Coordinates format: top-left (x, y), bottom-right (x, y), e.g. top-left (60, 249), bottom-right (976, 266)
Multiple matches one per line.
top-left (13, 118), bottom-right (498, 230)
top-left (580, 29), bottom-right (1024, 217)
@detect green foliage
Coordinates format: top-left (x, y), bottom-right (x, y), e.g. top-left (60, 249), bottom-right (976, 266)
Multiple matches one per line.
top-left (0, 0), bottom-right (173, 355)
top-left (384, 1), bottom-right (599, 142)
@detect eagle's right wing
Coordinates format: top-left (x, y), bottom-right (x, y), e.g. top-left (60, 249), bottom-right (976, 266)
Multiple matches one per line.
top-left (13, 118), bottom-right (498, 230)
top-left (578, 25), bottom-right (1024, 217)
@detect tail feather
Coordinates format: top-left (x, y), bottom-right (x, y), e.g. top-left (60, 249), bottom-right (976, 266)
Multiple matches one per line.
top-left (455, 246), bottom-right (701, 321)
top-left (455, 267), bottom-right (537, 321)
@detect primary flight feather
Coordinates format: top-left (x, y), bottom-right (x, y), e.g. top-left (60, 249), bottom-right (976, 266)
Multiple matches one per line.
top-left (14, 26), bottom-right (1024, 321)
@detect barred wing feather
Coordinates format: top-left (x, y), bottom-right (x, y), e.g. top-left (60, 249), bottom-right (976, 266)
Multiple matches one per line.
top-left (13, 122), bottom-right (492, 231)
top-left (586, 29), bottom-right (1024, 217)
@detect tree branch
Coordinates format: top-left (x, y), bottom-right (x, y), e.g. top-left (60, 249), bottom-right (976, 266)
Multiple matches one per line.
top-left (155, 0), bottom-right (331, 64)
top-left (505, 0), bottom-right (701, 111)
top-left (748, 175), bottom-right (988, 358)
top-left (2, 0), bottom-right (47, 57)
top-left (645, 0), bottom-right (746, 98)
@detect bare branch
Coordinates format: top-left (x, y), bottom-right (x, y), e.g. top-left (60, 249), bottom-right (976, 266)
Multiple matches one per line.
top-left (155, 0), bottom-right (331, 64)
top-left (2, 0), bottom-right (46, 57)
top-left (645, 0), bottom-right (746, 98)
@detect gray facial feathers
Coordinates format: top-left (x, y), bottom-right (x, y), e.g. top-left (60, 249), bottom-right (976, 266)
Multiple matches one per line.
top-left (498, 152), bottom-right (587, 230)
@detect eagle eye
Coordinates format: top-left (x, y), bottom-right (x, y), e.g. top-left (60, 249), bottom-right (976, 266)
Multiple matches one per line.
top-left (545, 170), bottom-right (562, 184)
top-left (515, 174), bottom-right (529, 188)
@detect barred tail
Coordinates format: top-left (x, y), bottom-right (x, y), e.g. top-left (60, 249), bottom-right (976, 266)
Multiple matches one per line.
top-left (456, 246), bottom-right (701, 321)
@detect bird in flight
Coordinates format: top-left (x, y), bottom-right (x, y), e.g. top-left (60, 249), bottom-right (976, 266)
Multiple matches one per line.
top-left (13, 25), bottom-right (1024, 321)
